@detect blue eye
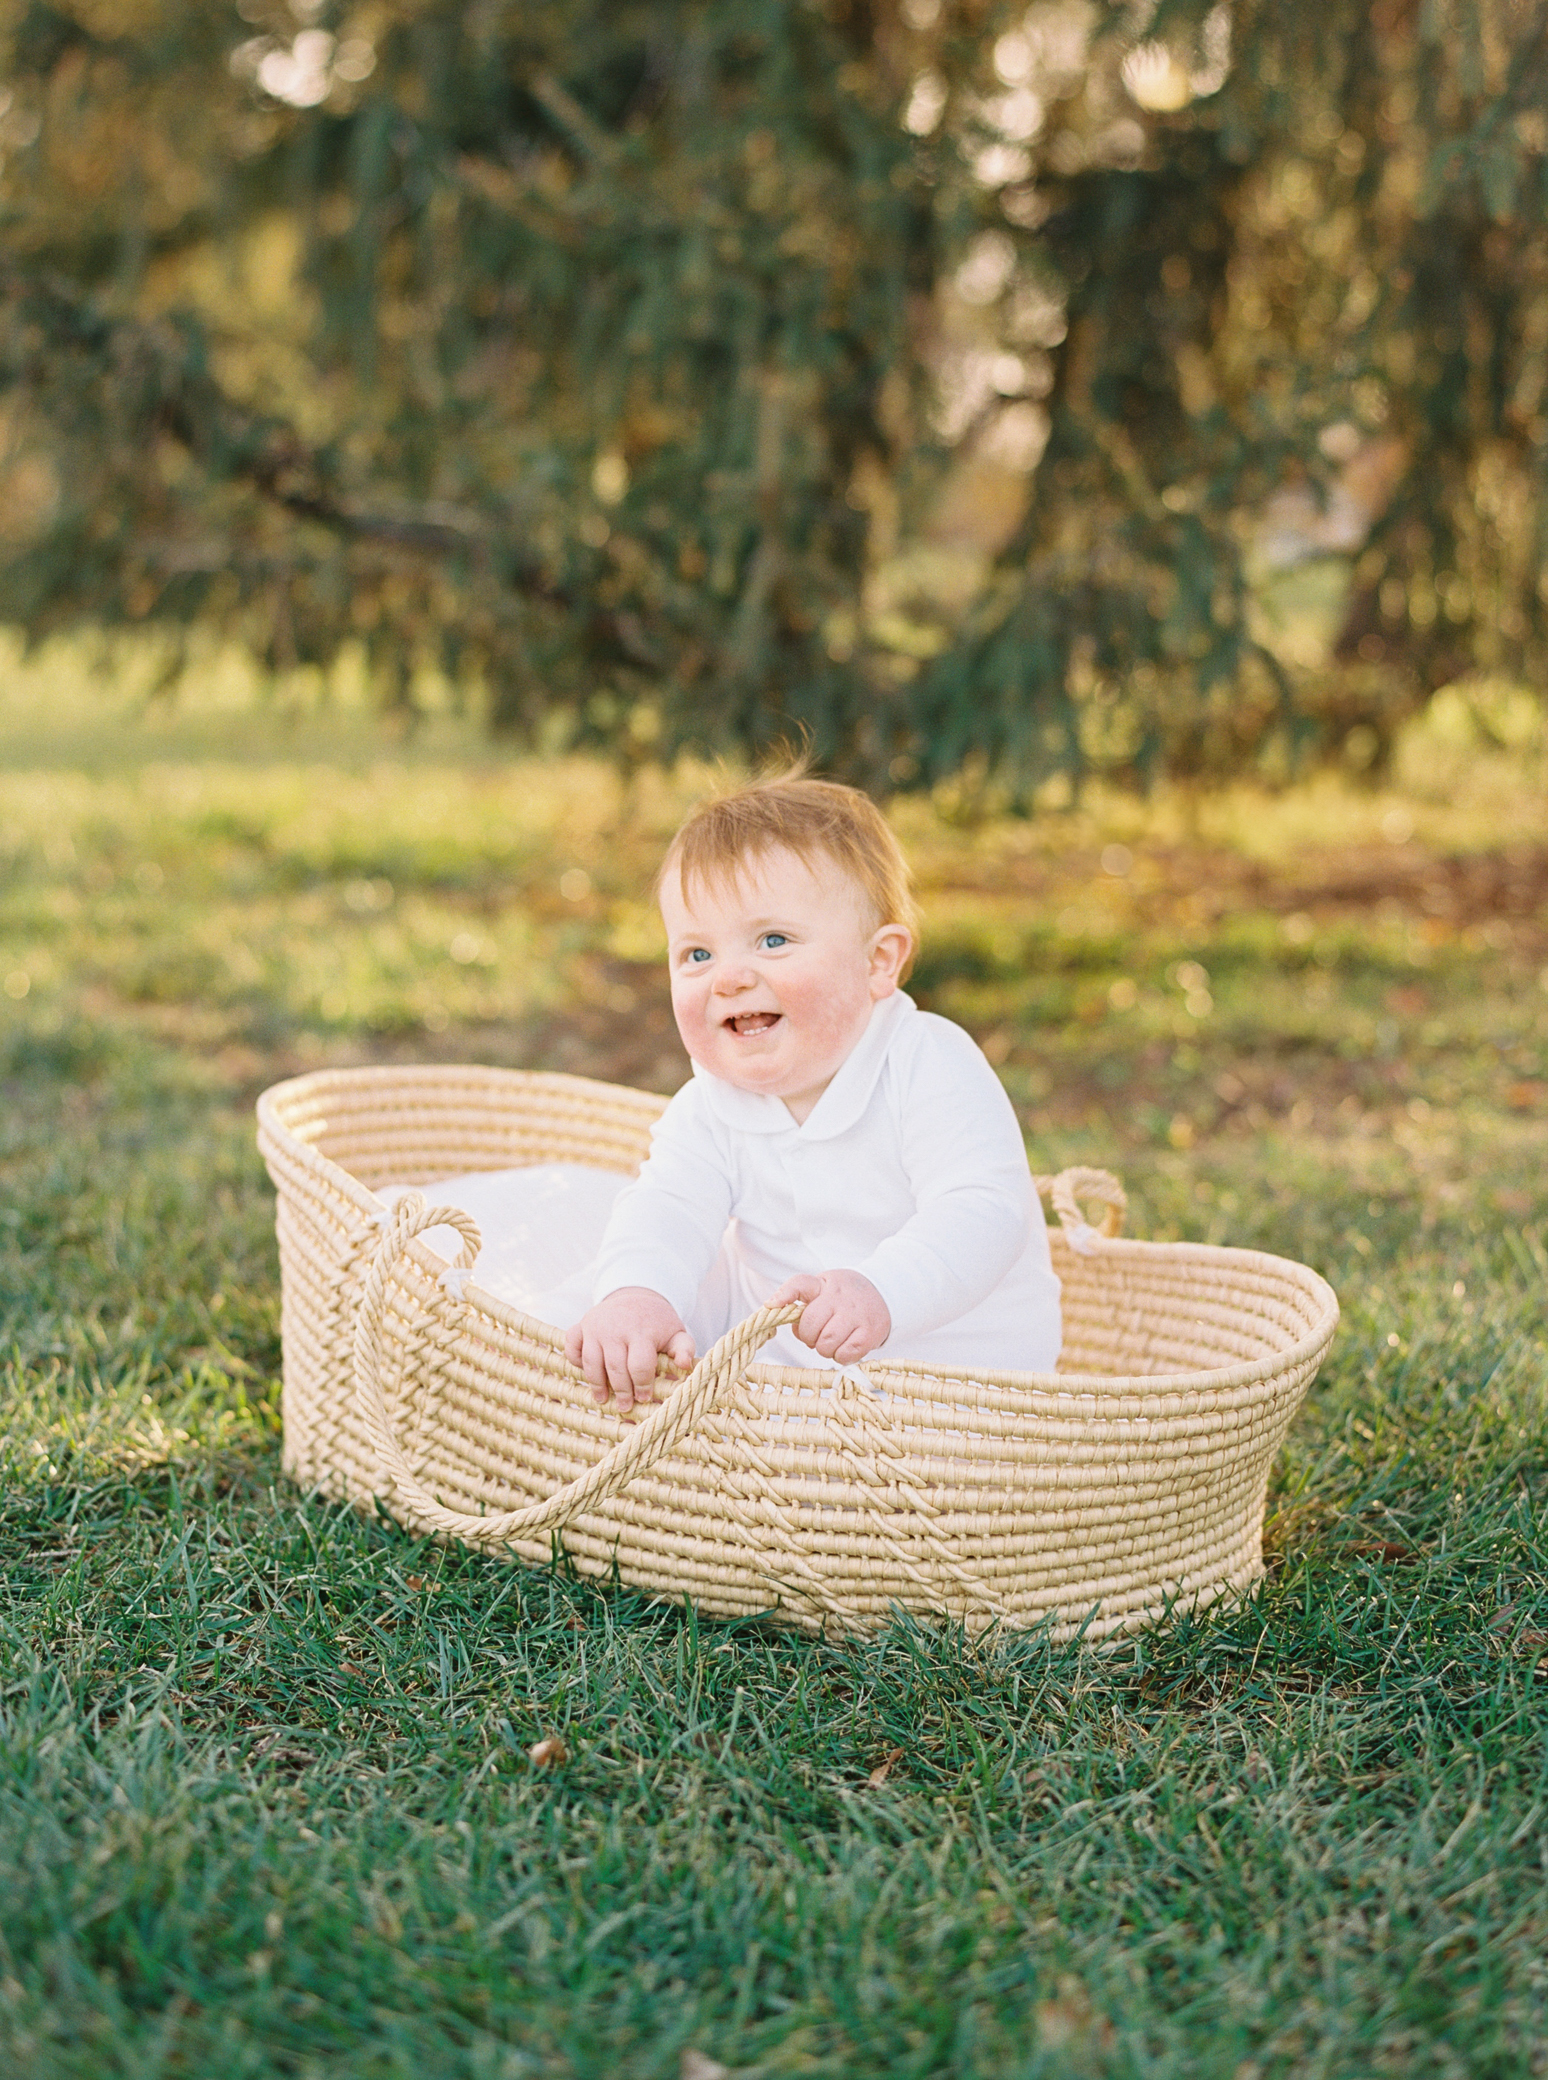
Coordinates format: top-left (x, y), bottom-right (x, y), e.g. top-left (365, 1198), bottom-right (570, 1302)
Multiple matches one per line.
top-left (688, 947), bottom-right (712, 963)
top-left (763, 932), bottom-right (788, 949)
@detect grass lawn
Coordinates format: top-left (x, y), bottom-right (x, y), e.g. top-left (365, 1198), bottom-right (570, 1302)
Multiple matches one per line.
top-left (1, 654), bottom-right (1546, 2078)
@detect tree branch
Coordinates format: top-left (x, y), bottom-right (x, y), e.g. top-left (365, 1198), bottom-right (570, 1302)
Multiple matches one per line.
top-left (0, 265), bottom-right (569, 603)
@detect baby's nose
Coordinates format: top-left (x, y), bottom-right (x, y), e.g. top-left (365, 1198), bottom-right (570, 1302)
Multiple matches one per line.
top-left (713, 964), bottom-right (756, 994)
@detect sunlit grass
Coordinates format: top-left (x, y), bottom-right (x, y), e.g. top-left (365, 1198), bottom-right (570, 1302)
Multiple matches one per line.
top-left (1, 648), bottom-right (1546, 2076)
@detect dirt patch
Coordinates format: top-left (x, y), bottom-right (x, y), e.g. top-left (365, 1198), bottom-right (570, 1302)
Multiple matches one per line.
top-left (925, 838), bottom-right (1548, 941)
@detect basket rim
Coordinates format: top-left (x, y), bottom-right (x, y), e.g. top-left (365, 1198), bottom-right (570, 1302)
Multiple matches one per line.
top-left (256, 1063), bottom-right (1341, 1399)
top-left (257, 1060), bottom-right (668, 1112)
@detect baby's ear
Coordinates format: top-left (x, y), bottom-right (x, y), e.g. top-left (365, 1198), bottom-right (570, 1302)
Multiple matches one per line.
top-left (868, 921), bottom-right (913, 993)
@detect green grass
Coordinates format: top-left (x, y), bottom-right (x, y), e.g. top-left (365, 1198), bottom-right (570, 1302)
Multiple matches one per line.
top-left (1, 652), bottom-right (1547, 2076)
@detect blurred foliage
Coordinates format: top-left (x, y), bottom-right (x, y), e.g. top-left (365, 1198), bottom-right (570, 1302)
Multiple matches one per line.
top-left (1, 0), bottom-right (1546, 792)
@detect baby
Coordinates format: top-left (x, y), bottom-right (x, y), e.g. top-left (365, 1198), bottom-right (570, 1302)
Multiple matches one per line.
top-left (564, 770), bottom-right (1062, 1409)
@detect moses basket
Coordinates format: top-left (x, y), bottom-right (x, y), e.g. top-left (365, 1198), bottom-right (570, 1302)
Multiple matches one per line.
top-left (257, 1063), bottom-right (1338, 1640)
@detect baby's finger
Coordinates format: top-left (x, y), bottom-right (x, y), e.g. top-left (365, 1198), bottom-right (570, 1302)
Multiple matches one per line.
top-left (565, 1322), bottom-right (585, 1369)
top-left (600, 1335), bottom-right (640, 1407)
top-left (812, 1314), bottom-right (856, 1360)
top-left (582, 1336), bottom-right (614, 1405)
top-left (795, 1295), bottom-right (838, 1350)
top-left (627, 1332), bottom-right (661, 1394)
top-left (831, 1326), bottom-right (875, 1363)
top-left (665, 1330), bottom-right (696, 1374)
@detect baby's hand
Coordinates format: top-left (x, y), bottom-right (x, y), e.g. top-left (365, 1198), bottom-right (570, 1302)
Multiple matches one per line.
top-left (565, 1287), bottom-right (695, 1414)
top-left (771, 1269), bottom-right (891, 1364)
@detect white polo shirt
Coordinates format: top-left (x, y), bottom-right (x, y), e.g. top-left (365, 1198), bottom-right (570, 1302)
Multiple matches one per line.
top-left (590, 989), bottom-right (1062, 1373)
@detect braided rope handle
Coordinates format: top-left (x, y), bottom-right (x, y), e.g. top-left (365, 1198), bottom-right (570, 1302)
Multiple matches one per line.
top-left (352, 1191), bottom-right (802, 1546)
top-left (1033, 1166), bottom-right (1127, 1254)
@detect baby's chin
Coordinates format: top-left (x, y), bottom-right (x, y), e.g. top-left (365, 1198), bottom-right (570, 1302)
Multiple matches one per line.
top-left (700, 1050), bottom-right (796, 1094)
top-left (687, 1033), bottom-right (809, 1097)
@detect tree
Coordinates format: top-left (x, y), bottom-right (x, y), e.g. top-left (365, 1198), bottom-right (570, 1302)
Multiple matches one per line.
top-left (2, 0), bottom-right (1545, 792)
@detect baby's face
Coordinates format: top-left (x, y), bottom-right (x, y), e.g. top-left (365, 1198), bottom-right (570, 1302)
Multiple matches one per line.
top-left (660, 846), bottom-right (912, 1123)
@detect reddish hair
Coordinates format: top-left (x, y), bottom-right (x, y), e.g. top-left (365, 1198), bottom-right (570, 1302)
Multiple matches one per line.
top-left (659, 766), bottom-right (919, 977)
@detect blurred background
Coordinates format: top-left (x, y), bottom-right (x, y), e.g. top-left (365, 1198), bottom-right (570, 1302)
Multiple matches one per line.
top-left (2, 0), bottom-right (1547, 795)
top-left (1, 0), bottom-right (1545, 1181)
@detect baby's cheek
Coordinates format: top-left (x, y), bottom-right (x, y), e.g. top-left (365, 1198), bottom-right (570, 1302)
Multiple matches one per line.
top-left (669, 987), bottom-right (713, 1059)
top-left (790, 978), bottom-right (865, 1055)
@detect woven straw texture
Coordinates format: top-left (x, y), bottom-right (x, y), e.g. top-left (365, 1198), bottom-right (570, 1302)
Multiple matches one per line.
top-left (257, 1063), bottom-right (1338, 1640)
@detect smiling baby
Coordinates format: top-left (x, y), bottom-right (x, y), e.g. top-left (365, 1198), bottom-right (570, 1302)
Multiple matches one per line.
top-left (564, 769), bottom-right (1062, 1409)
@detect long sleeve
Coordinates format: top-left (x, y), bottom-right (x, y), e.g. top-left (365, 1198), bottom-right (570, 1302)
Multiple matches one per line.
top-left (850, 1021), bottom-right (1034, 1348)
top-left (587, 1083), bottom-right (736, 1324)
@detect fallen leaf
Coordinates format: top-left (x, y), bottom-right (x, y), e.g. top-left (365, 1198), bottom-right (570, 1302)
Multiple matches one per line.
top-left (340, 1660), bottom-right (365, 1676)
top-left (1516, 1630), bottom-right (1548, 1649)
top-left (1033, 1978), bottom-right (1114, 2052)
top-left (867, 1745), bottom-right (904, 1786)
top-left (1034, 2000), bottom-right (1082, 2051)
top-left (681, 2054), bottom-right (730, 2080)
top-left (404, 1574), bottom-right (426, 1591)
top-left (528, 1735), bottom-right (568, 1767)
top-left (1349, 1541), bottom-right (1414, 1562)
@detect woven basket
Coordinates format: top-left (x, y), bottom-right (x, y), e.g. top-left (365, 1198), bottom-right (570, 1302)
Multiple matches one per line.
top-left (256, 1063), bottom-right (1338, 1640)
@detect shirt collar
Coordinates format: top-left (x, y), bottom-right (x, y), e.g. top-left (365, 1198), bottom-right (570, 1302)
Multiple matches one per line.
top-left (691, 989), bottom-right (915, 1139)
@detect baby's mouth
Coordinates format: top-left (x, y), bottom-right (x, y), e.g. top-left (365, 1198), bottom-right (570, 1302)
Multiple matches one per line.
top-left (725, 1011), bottom-right (782, 1036)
